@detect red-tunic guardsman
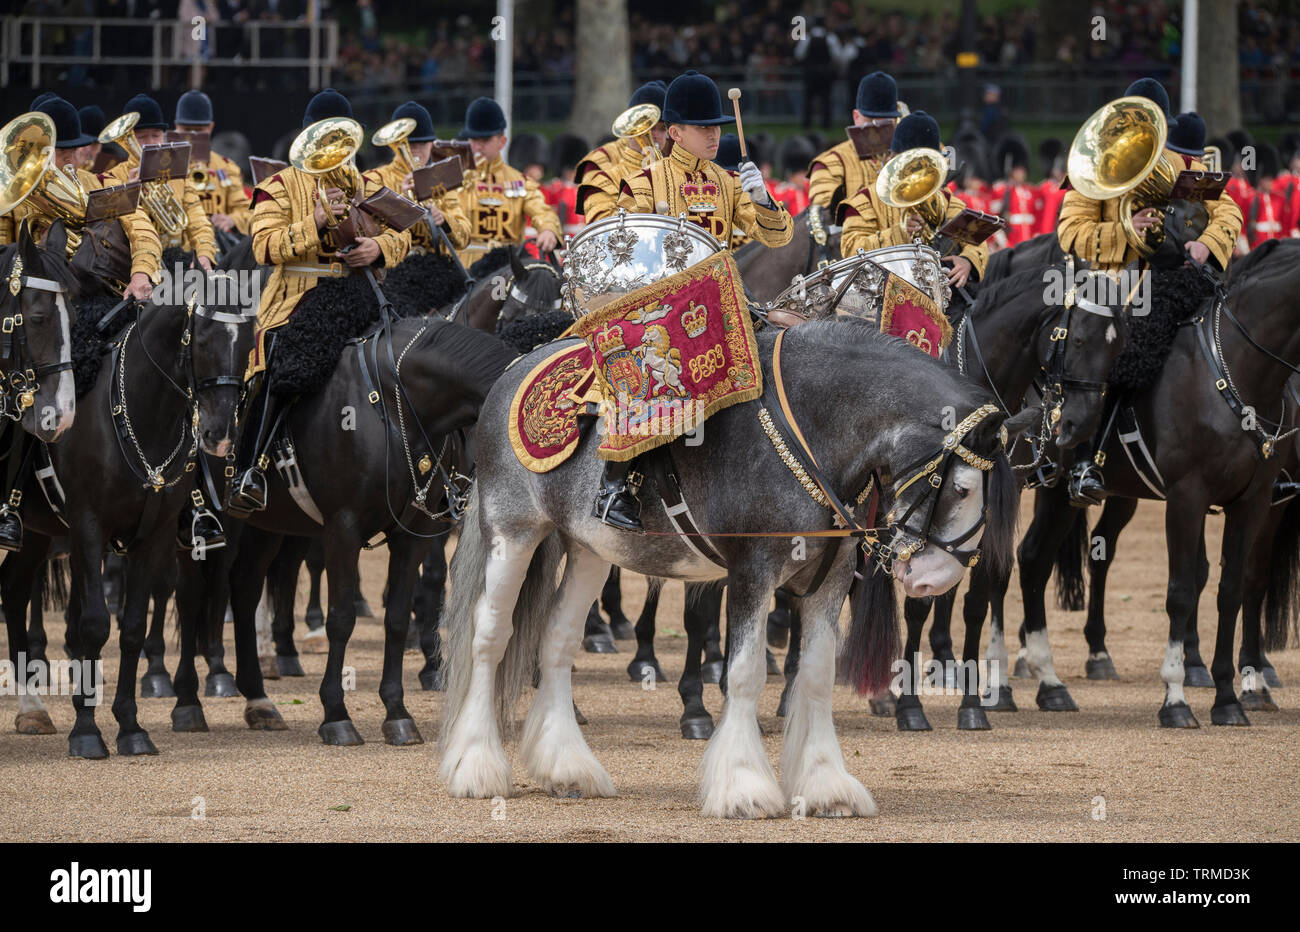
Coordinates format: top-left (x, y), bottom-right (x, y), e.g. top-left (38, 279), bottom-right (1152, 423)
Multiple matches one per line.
top-left (770, 135), bottom-right (813, 217)
top-left (1036, 138), bottom-right (1068, 237)
top-left (990, 135), bottom-right (1037, 247)
top-left (1277, 133), bottom-right (1300, 238)
top-left (595, 70), bottom-right (794, 530)
top-left (574, 81), bottom-right (669, 224)
top-left (543, 133), bottom-right (588, 239)
top-left (228, 89), bottom-right (411, 513)
top-left (1245, 143), bottom-right (1285, 249)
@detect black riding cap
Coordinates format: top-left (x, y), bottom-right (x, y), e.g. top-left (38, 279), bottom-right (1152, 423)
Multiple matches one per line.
top-left (1124, 78), bottom-right (1171, 117)
top-left (629, 80), bottom-right (668, 110)
top-left (77, 105), bottom-right (106, 138)
top-left (37, 96), bottom-right (95, 149)
top-left (302, 88), bottom-right (353, 127)
top-left (715, 134), bottom-right (742, 171)
top-left (890, 111), bottom-right (941, 153)
top-left (856, 71), bottom-right (900, 119)
top-left (662, 71), bottom-right (732, 126)
top-left (175, 89), bottom-right (214, 125)
top-left (463, 97), bottom-right (508, 138)
top-left (392, 100), bottom-right (437, 142)
top-left (1166, 111), bottom-right (1206, 157)
top-left (124, 93), bottom-right (168, 130)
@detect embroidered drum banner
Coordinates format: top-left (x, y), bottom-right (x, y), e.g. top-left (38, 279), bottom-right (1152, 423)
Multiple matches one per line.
top-left (878, 270), bottom-right (952, 358)
top-left (508, 342), bottom-right (599, 473)
top-left (566, 252), bottom-right (763, 461)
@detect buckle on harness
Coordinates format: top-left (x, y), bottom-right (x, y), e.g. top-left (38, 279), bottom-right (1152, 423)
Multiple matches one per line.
top-left (7, 489), bottom-right (21, 507)
top-left (367, 390), bottom-right (379, 404)
top-left (191, 489), bottom-right (205, 507)
top-left (1, 317), bottom-right (12, 334)
top-left (1216, 378), bottom-right (1227, 391)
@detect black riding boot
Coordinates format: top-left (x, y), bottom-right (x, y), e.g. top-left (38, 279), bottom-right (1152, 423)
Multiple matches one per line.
top-left (178, 488), bottom-right (226, 552)
top-left (592, 458), bottom-right (644, 531)
top-left (0, 490), bottom-right (23, 552)
top-left (1067, 445), bottom-right (1106, 507)
top-left (228, 379), bottom-right (281, 514)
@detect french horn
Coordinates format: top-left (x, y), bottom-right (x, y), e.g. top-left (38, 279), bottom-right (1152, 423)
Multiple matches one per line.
top-left (0, 111), bottom-right (88, 256)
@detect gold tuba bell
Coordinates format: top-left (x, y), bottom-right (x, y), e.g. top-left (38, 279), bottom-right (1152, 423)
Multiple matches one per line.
top-left (612, 103), bottom-right (664, 168)
top-left (1066, 95), bottom-right (1177, 257)
top-left (0, 112), bottom-right (88, 256)
top-left (875, 145), bottom-right (949, 244)
top-left (371, 117), bottom-right (420, 176)
top-left (99, 111), bottom-right (189, 237)
top-left (290, 116), bottom-right (364, 236)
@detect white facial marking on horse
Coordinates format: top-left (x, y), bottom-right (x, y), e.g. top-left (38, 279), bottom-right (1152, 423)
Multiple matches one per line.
top-left (51, 293), bottom-right (75, 438)
top-left (892, 463), bottom-right (984, 598)
top-left (1105, 322), bottom-right (1117, 344)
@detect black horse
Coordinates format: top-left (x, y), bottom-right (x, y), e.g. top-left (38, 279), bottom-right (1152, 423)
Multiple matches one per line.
top-left (170, 314), bottom-right (515, 745)
top-left (996, 240), bottom-right (1300, 726)
top-left (2, 252), bottom-right (254, 757)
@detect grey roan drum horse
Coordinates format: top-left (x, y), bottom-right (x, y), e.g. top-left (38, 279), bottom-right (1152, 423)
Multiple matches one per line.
top-left (440, 317), bottom-right (1021, 818)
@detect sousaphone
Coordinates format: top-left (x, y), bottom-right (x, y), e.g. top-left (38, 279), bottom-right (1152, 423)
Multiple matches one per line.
top-left (0, 111), bottom-right (88, 255)
top-left (1067, 95), bottom-right (1177, 257)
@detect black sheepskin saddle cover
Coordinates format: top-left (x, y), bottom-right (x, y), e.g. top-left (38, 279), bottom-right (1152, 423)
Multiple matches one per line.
top-left (267, 252), bottom-right (466, 399)
top-left (496, 311), bottom-right (573, 356)
top-left (1109, 265), bottom-right (1216, 395)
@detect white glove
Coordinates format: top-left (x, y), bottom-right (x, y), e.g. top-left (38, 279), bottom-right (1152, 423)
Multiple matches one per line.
top-left (738, 160), bottom-right (772, 207)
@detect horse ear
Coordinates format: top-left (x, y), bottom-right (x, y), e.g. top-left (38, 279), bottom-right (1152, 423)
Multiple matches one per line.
top-left (509, 246), bottom-right (528, 280)
top-left (1001, 406), bottom-right (1040, 442)
top-left (44, 219), bottom-right (68, 262)
top-left (17, 218), bottom-right (41, 271)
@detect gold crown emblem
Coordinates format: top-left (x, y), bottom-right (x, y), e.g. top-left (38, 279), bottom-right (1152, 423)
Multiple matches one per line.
top-left (595, 323), bottom-right (626, 355)
top-left (680, 180), bottom-right (718, 213)
top-left (680, 300), bottom-right (708, 338)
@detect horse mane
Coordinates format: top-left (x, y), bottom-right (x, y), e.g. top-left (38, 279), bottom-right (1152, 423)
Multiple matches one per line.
top-left (970, 261), bottom-right (1058, 315)
top-left (467, 246), bottom-right (515, 279)
top-left (416, 317), bottom-right (517, 396)
top-left (0, 239), bottom-right (81, 298)
top-left (384, 251), bottom-right (468, 317)
top-left (1227, 238), bottom-right (1296, 287)
top-left (71, 292), bottom-right (133, 398)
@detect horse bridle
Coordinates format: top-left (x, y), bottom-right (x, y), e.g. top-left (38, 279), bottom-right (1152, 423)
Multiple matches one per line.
top-left (114, 297), bottom-right (253, 490)
top-left (764, 329), bottom-right (1002, 575)
top-left (871, 403), bottom-right (1001, 572)
top-left (505, 260), bottom-right (563, 316)
top-left (2, 253), bottom-right (73, 422)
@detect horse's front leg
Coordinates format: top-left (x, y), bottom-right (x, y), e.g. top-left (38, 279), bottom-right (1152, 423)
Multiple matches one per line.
top-left (227, 525), bottom-right (287, 731)
top-left (114, 533), bottom-right (176, 755)
top-left (780, 543), bottom-right (875, 817)
top-left (3, 534), bottom-right (56, 734)
top-left (140, 554), bottom-right (178, 698)
top-left (317, 518), bottom-right (365, 745)
top-left (378, 534), bottom-right (427, 745)
top-left (699, 570), bottom-right (784, 819)
top-left (1159, 495), bottom-right (1208, 727)
top-left (678, 582), bottom-right (718, 739)
top-left (415, 537), bottom-right (448, 690)
top-left (65, 518), bottom-right (112, 758)
top-left (1208, 498), bottom-right (1271, 725)
top-left (1084, 496), bottom-right (1137, 680)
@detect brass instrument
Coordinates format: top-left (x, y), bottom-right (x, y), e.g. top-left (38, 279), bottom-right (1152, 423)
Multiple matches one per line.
top-left (0, 111), bottom-right (88, 256)
top-left (99, 111), bottom-right (189, 237)
top-left (875, 145), bottom-right (949, 244)
top-left (372, 117), bottom-right (420, 176)
top-left (289, 116), bottom-right (364, 236)
top-left (612, 103), bottom-right (664, 168)
top-left (1203, 144), bottom-right (1222, 173)
top-left (1066, 95), bottom-right (1177, 257)
top-left (190, 163), bottom-right (212, 192)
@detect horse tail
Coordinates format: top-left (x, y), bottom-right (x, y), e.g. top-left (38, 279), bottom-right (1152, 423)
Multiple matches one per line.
top-left (1263, 496), bottom-right (1300, 651)
top-left (842, 550), bottom-right (899, 695)
top-left (1053, 510), bottom-right (1088, 612)
top-left (441, 487), bottom-right (563, 739)
top-left (40, 554), bottom-right (69, 613)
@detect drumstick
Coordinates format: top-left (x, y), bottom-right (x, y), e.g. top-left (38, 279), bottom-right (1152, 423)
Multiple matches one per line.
top-left (655, 201), bottom-right (670, 215)
top-left (727, 88), bottom-right (747, 160)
